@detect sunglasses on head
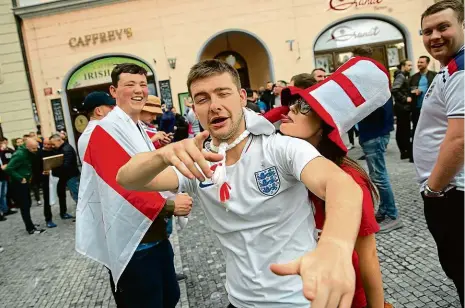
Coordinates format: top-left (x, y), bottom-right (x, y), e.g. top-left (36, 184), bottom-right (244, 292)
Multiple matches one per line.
top-left (290, 98), bottom-right (312, 115)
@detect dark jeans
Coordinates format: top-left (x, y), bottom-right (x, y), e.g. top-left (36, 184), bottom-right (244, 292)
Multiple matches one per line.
top-left (394, 107), bottom-right (412, 157)
top-left (348, 126), bottom-right (356, 145)
top-left (41, 174), bottom-right (52, 222)
top-left (57, 176), bottom-right (79, 217)
top-left (115, 240), bottom-right (180, 308)
top-left (10, 181), bottom-right (35, 232)
top-left (422, 188), bottom-right (464, 306)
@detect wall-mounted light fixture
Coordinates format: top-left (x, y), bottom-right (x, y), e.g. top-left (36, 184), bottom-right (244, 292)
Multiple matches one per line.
top-left (168, 58), bottom-right (176, 69)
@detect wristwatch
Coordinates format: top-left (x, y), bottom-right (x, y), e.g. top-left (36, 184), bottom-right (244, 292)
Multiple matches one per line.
top-left (424, 183), bottom-right (444, 197)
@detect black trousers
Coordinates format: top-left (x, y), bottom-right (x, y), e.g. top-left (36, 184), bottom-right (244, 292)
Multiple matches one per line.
top-left (395, 107), bottom-right (412, 157)
top-left (423, 188), bottom-right (464, 306)
top-left (412, 107), bottom-right (421, 138)
top-left (41, 174), bottom-right (52, 222)
top-left (57, 177), bottom-right (68, 217)
top-left (30, 178), bottom-right (40, 202)
top-left (115, 240), bottom-right (180, 308)
top-left (10, 181), bottom-right (34, 232)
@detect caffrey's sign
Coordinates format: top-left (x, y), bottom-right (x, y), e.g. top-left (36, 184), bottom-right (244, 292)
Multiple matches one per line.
top-left (329, 0), bottom-right (383, 11)
top-left (69, 28), bottom-right (133, 48)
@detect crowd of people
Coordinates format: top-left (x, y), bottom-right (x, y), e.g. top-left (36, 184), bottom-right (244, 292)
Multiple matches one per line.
top-left (0, 1), bottom-right (463, 307)
top-left (0, 130), bottom-right (79, 234)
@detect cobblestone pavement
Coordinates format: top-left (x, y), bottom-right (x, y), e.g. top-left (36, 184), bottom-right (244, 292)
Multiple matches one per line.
top-left (177, 134), bottom-right (461, 308)
top-left (0, 133), bottom-right (461, 308)
top-left (0, 194), bottom-right (188, 308)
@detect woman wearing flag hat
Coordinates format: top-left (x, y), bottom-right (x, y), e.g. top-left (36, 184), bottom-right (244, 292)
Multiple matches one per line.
top-left (279, 70), bottom-right (391, 308)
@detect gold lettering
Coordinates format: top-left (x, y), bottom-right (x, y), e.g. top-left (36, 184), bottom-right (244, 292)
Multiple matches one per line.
top-left (115, 29), bottom-right (123, 40)
top-left (70, 28), bottom-right (133, 48)
top-left (125, 28), bottom-right (133, 38)
top-left (99, 32), bottom-right (107, 43)
top-left (92, 33), bottom-right (99, 45)
top-left (68, 37), bottom-right (77, 48)
top-left (108, 30), bottom-right (115, 41)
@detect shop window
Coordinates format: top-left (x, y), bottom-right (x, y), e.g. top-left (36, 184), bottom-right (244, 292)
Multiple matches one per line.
top-left (315, 54), bottom-right (335, 74)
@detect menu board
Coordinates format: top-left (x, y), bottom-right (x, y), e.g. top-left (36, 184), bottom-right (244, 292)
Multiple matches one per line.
top-left (51, 99), bottom-right (66, 131)
top-left (159, 80), bottom-right (173, 108)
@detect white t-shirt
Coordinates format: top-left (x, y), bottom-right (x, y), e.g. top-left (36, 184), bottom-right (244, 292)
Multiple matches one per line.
top-left (175, 133), bottom-right (320, 308)
top-left (77, 120), bottom-right (99, 161)
top-left (413, 47), bottom-right (464, 190)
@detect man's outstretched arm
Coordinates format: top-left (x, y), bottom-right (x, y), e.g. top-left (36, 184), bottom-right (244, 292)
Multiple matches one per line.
top-left (117, 131), bottom-right (223, 192)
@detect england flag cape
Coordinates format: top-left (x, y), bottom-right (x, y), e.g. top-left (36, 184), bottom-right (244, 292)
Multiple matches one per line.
top-left (75, 106), bottom-right (166, 287)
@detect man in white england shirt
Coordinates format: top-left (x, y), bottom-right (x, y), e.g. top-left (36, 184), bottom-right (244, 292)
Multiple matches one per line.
top-left (77, 91), bottom-right (115, 160)
top-left (413, 1), bottom-right (464, 304)
top-left (117, 60), bottom-right (363, 308)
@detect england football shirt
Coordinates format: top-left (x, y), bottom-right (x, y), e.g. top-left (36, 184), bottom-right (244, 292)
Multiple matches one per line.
top-left (174, 130), bottom-right (321, 307)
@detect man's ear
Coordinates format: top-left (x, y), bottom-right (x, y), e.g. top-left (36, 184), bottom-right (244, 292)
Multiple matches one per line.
top-left (239, 88), bottom-right (247, 107)
top-left (109, 85), bottom-right (117, 98)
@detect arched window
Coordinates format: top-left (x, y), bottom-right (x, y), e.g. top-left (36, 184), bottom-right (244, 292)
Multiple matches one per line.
top-left (215, 51), bottom-right (250, 89)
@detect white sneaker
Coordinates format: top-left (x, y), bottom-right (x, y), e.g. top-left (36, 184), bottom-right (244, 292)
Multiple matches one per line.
top-left (347, 144), bottom-right (355, 150)
top-left (37, 201), bottom-right (42, 206)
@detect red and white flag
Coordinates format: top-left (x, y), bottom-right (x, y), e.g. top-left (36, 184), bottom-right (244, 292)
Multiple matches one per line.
top-left (75, 107), bottom-right (166, 287)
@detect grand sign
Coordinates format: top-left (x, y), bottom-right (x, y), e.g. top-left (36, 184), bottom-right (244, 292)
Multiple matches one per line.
top-left (66, 57), bottom-right (152, 90)
top-left (69, 28), bottom-right (133, 48)
top-left (329, 0), bottom-right (383, 11)
top-left (314, 18), bottom-right (403, 52)
top-left (329, 25), bottom-right (380, 42)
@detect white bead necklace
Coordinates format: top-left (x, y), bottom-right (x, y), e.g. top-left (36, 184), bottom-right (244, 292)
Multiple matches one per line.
top-left (209, 130), bottom-right (251, 153)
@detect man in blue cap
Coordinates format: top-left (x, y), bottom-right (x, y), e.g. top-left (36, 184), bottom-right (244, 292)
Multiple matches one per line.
top-left (77, 91), bottom-right (115, 160)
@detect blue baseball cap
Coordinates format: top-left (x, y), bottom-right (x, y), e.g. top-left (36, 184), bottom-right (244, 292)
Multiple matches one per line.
top-left (82, 92), bottom-right (116, 111)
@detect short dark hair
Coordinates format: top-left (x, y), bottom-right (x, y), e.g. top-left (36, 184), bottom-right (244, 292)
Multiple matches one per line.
top-left (398, 59), bottom-right (410, 70)
top-left (419, 55), bottom-right (431, 63)
top-left (23, 134), bottom-right (29, 138)
top-left (245, 88), bottom-right (254, 98)
top-left (352, 46), bottom-right (373, 57)
top-left (111, 63), bottom-right (148, 87)
top-left (311, 68), bottom-right (326, 74)
top-left (421, 0), bottom-right (464, 25)
top-left (50, 133), bottom-right (62, 141)
top-left (291, 73), bottom-right (318, 89)
top-left (187, 59), bottom-right (241, 96)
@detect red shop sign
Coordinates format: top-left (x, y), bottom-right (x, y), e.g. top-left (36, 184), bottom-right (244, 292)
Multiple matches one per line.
top-left (329, 0), bottom-right (384, 11)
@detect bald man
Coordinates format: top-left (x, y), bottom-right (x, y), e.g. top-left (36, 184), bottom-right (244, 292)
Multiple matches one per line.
top-left (3, 138), bottom-right (45, 234)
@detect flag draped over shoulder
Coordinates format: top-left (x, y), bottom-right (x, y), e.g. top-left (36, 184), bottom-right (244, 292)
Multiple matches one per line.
top-left (75, 106), bottom-right (166, 287)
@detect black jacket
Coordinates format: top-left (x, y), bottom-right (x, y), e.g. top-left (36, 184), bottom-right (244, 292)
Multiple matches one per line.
top-left (409, 70), bottom-right (436, 108)
top-left (246, 101), bottom-right (261, 113)
top-left (392, 70), bottom-right (411, 111)
top-left (52, 142), bottom-right (80, 179)
top-left (173, 114), bottom-right (189, 142)
top-left (0, 147), bottom-right (15, 181)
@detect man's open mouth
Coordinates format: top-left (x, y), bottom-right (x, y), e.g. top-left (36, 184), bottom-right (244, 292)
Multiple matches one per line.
top-left (132, 96), bottom-right (144, 102)
top-left (210, 117), bottom-right (228, 125)
top-left (431, 42), bottom-right (445, 49)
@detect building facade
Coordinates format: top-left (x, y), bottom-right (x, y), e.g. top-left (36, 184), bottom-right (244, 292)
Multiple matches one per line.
top-left (14, 0), bottom-right (437, 148)
top-left (0, 0), bottom-right (36, 141)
